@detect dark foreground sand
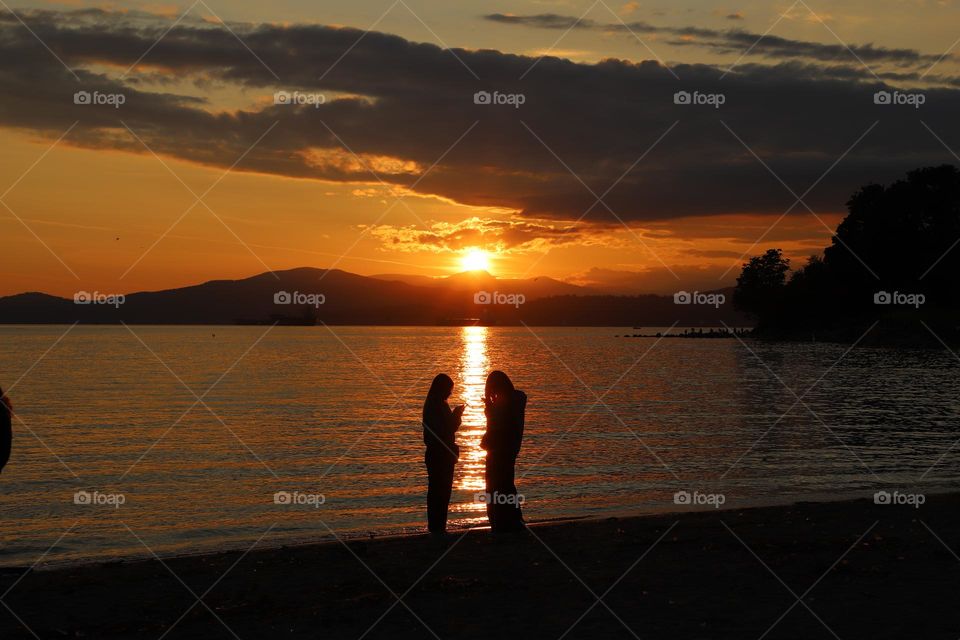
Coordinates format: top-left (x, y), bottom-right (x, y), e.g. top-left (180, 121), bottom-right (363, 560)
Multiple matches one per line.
top-left (3, 494), bottom-right (960, 639)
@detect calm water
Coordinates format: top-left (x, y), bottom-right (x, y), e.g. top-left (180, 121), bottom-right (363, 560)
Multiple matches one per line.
top-left (0, 325), bottom-right (958, 567)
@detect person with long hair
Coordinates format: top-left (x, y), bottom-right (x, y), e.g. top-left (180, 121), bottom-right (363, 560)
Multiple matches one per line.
top-left (0, 387), bottom-right (11, 475)
top-left (480, 371), bottom-right (527, 532)
top-left (422, 374), bottom-right (464, 534)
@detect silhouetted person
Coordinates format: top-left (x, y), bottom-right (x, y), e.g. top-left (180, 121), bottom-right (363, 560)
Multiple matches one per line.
top-left (422, 374), bottom-right (464, 534)
top-left (0, 387), bottom-right (11, 474)
top-left (480, 371), bottom-right (526, 533)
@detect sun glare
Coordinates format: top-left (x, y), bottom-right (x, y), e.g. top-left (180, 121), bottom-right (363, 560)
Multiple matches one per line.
top-left (460, 249), bottom-right (491, 272)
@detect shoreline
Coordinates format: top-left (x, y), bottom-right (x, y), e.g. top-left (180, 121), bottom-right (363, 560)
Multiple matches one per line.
top-left (4, 492), bottom-right (959, 638)
top-left (10, 486), bottom-right (938, 573)
top-left (12, 485), bottom-right (953, 573)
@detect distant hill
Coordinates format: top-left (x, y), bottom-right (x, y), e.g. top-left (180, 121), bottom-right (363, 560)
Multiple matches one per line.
top-left (371, 270), bottom-right (597, 298)
top-left (0, 268), bottom-right (749, 326)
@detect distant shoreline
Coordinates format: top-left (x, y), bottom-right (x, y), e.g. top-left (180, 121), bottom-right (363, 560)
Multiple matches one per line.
top-left (0, 323), bottom-right (748, 329)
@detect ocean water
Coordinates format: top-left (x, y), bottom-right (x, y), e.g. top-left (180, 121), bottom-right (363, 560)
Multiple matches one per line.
top-left (0, 324), bottom-right (957, 567)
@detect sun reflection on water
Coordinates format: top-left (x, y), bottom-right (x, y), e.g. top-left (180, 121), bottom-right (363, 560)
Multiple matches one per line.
top-left (455, 326), bottom-right (488, 513)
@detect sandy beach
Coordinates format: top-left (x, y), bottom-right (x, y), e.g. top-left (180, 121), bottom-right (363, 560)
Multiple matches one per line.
top-left (3, 493), bottom-right (959, 639)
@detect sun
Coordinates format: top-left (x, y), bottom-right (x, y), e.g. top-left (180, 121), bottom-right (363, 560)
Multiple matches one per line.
top-left (460, 249), bottom-right (491, 272)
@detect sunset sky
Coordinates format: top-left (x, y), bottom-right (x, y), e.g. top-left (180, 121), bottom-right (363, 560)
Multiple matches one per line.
top-left (2, 0), bottom-right (960, 296)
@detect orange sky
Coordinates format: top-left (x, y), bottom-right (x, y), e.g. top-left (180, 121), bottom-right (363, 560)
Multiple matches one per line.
top-left (1, 128), bottom-right (840, 296)
top-left (3, 0), bottom-right (955, 297)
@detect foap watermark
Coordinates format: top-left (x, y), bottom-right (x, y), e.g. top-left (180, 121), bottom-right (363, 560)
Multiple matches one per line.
top-left (474, 290), bottom-right (526, 308)
top-left (274, 90), bottom-right (326, 108)
top-left (274, 290), bottom-right (326, 308)
top-left (674, 490), bottom-right (726, 509)
top-left (473, 90), bottom-right (526, 109)
top-left (74, 490), bottom-right (126, 509)
top-left (674, 90), bottom-right (725, 109)
top-left (873, 90), bottom-right (925, 109)
top-left (74, 291), bottom-right (125, 308)
top-left (474, 491), bottom-right (525, 506)
top-left (874, 490), bottom-right (925, 509)
top-left (74, 90), bottom-right (126, 109)
top-left (274, 490), bottom-right (326, 508)
top-left (874, 290), bottom-right (925, 308)
top-left (674, 290), bottom-right (725, 308)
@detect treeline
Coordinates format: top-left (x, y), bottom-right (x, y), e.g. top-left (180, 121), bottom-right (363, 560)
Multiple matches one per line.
top-left (734, 165), bottom-right (960, 344)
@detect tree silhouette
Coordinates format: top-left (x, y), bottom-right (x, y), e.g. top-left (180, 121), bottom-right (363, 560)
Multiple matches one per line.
top-left (733, 249), bottom-right (790, 324)
top-left (825, 164), bottom-right (960, 310)
top-left (736, 165), bottom-right (960, 342)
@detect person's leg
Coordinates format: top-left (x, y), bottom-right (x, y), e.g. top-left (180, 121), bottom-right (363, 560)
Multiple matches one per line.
top-left (488, 457), bottom-right (518, 533)
top-left (484, 458), bottom-right (498, 531)
top-left (427, 458), bottom-right (456, 533)
top-left (502, 462), bottom-right (524, 531)
top-left (437, 460), bottom-right (454, 532)
top-left (426, 461), bottom-right (443, 533)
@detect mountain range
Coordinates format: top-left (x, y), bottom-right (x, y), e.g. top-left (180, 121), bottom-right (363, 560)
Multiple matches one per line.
top-left (0, 268), bottom-right (748, 326)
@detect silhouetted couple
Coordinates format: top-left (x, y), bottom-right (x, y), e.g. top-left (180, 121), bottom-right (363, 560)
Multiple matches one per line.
top-left (422, 371), bottom-right (527, 535)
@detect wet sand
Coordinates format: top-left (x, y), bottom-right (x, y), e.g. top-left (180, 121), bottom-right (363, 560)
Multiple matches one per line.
top-left (3, 493), bottom-right (960, 639)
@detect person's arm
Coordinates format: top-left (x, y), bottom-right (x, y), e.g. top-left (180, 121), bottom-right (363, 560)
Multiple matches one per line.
top-left (423, 404), bottom-right (442, 446)
top-left (427, 404), bottom-right (459, 443)
top-left (484, 404), bottom-right (511, 453)
top-left (450, 404), bottom-right (464, 431)
top-left (511, 391), bottom-right (527, 456)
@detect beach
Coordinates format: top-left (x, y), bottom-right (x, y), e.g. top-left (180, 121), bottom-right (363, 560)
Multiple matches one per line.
top-left (3, 493), bottom-right (959, 639)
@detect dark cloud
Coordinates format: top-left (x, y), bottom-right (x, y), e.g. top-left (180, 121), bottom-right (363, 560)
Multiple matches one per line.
top-left (0, 8), bottom-right (958, 228)
top-left (484, 13), bottom-right (949, 67)
top-left (485, 13), bottom-right (718, 39)
top-left (733, 60), bottom-right (960, 89)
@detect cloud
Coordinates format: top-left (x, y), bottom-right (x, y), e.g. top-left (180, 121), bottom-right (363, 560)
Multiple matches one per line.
top-left (483, 12), bottom-right (950, 67)
top-left (685, 248), bottom-right (748, 259)
top-left (366, 217), bottom-right (613, 253)
top-left (0, 7), bottom-right (958, 229)
top-left (733, 60), bottom-right (960, 88)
